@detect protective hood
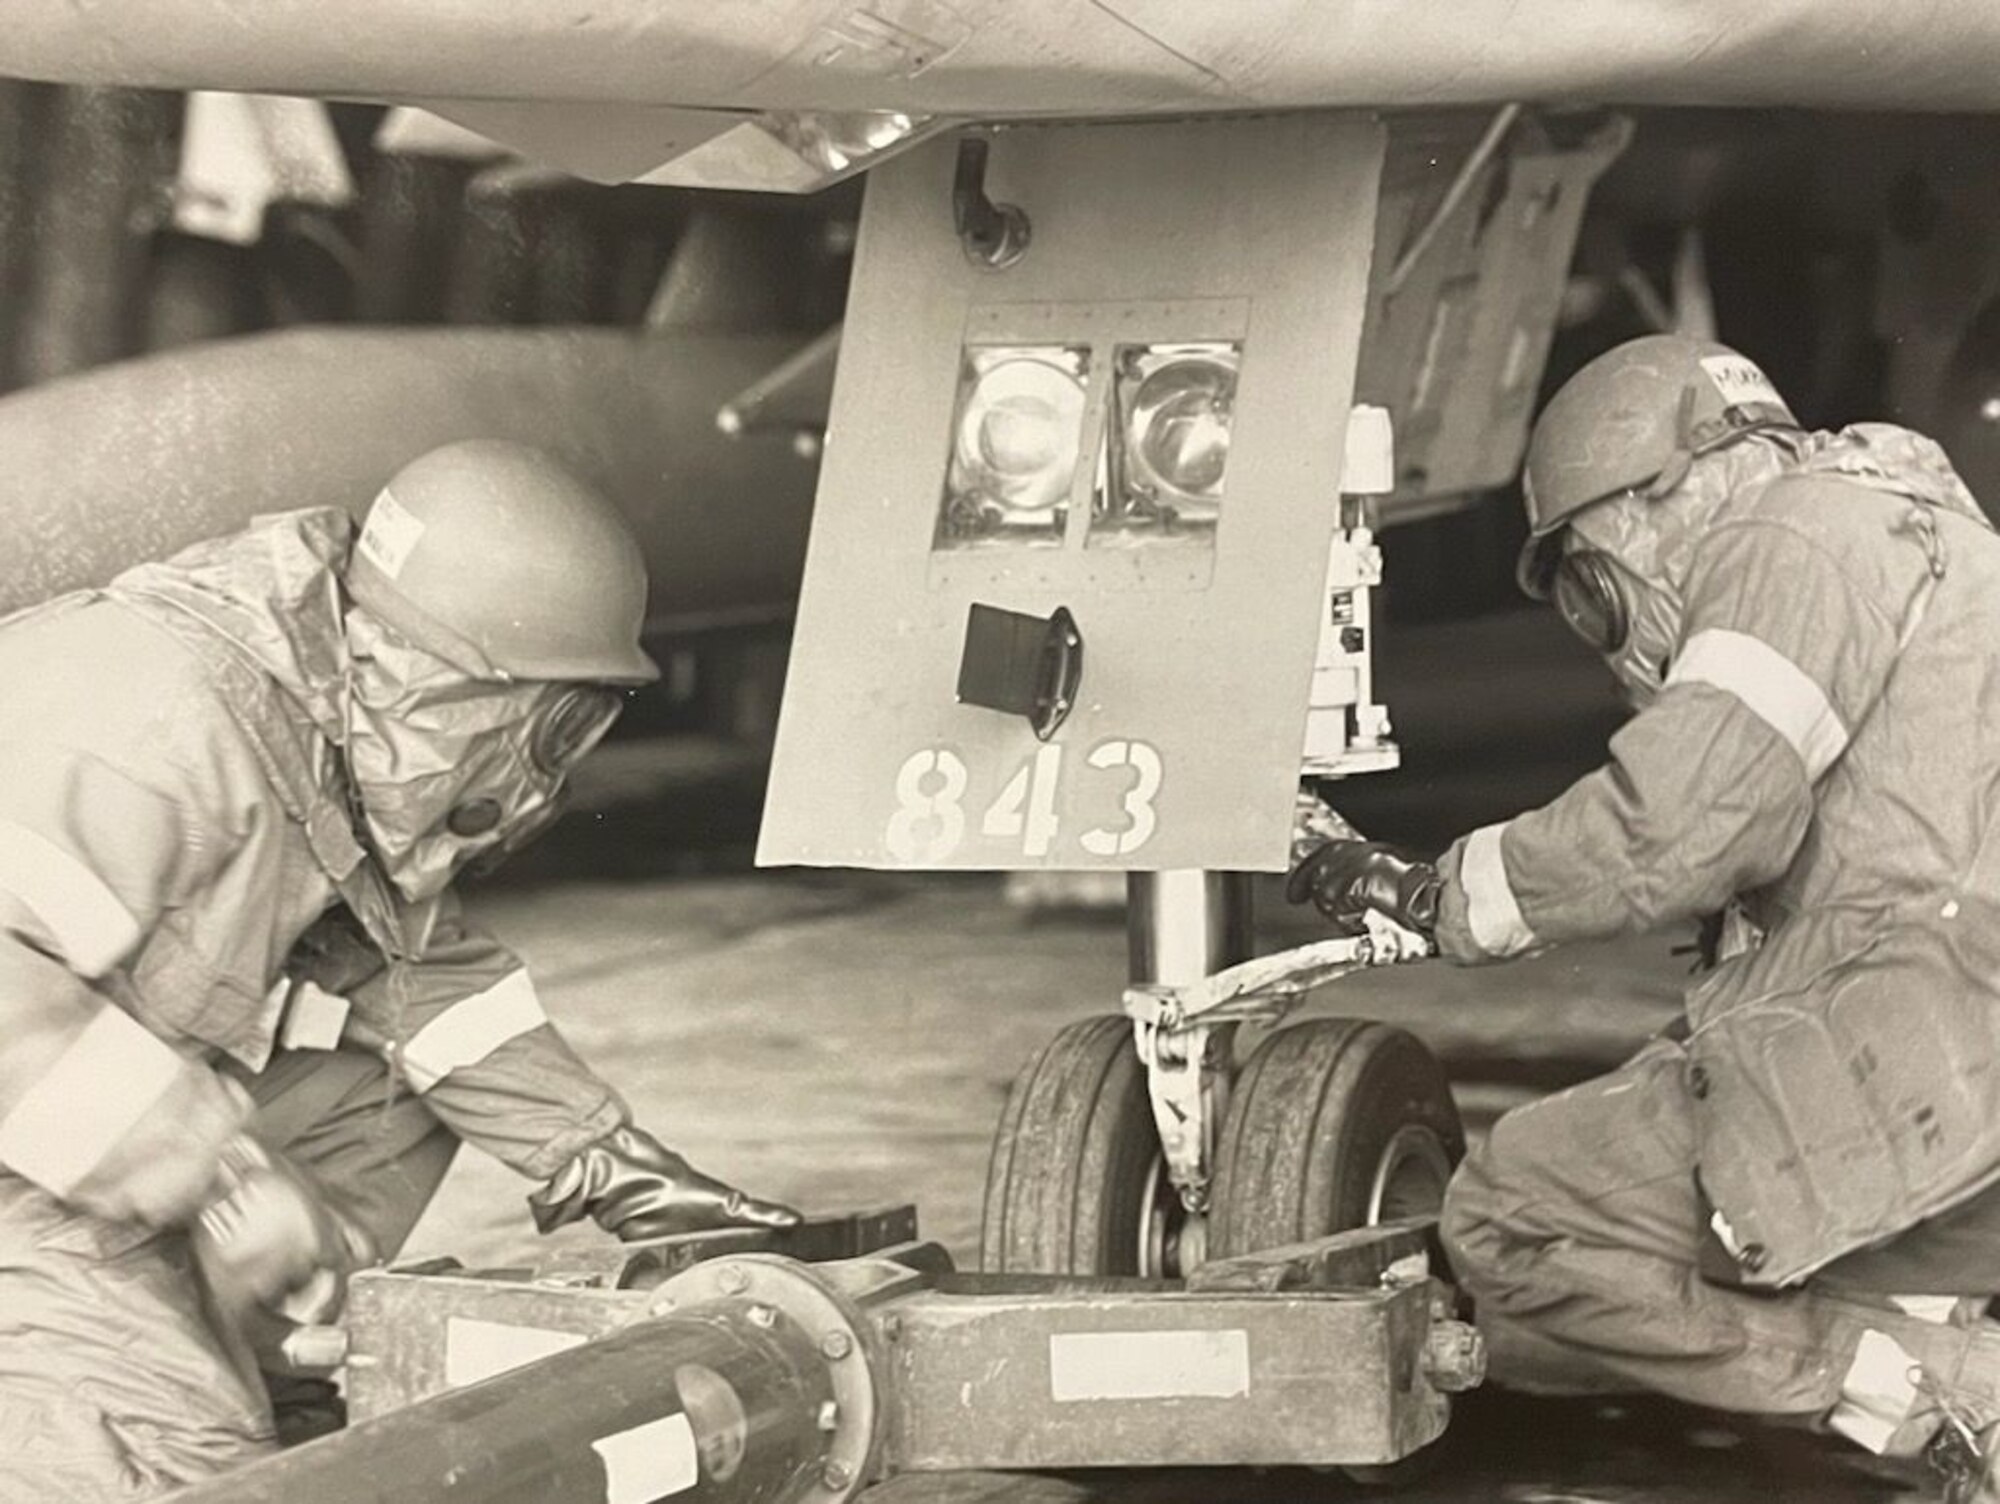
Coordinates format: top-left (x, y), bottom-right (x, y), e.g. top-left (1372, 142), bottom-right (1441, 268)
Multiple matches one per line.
top-left (1790, 422), bottom-right (1989, 527)
top-left (1566, 434), bottom-right (1796, 706)
top-left (108, 506), bottom-right (353, 745)
top-left (108, 507), bottom-right (601, 905)
top-left (1565, 423), bottom-right (1985, 706)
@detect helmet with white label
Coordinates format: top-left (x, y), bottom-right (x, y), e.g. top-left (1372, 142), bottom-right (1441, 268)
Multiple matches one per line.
top-left (345, 440), bottom-right (658, 684)
top-left (1518, 335), bottom-right (1800, 597)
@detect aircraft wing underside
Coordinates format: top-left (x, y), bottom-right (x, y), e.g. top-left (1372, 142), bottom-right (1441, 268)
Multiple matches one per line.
top-left (1, 0), bottom-right (1997, 119)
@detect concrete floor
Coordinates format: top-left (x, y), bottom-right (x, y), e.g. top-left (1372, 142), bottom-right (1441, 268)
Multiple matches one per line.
top-left (394, 605), bottom-right (1921, 1502)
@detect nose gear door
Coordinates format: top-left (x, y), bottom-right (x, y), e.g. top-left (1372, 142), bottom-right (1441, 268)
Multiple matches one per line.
top-left (759, 115), bottom-right (1386, 872)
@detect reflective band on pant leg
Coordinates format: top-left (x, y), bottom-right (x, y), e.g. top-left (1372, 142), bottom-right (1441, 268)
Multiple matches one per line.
top-left (0, 1007), bottom-right (184, 1196)
top-left (0, 822), bottom-right (141, 977)
top-left (1462, 822), bottom-right (1537, 958)
top-left (1666, 629), bottom-right (1848, 780)
top-left (399, 970), bottom-right (548, 1093)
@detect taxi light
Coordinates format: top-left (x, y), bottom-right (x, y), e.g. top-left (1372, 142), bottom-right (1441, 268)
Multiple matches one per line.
top-left (937, 346), bottom-right (1090, 547)
top-left (1134, 358), bottom-right (1234, 498)
top-left (1106, 342), bottom-right (1240, 531)
top-left (639, 108), bottom-right (946, 193)
top-left (763, 110), bottom-right (922, 175)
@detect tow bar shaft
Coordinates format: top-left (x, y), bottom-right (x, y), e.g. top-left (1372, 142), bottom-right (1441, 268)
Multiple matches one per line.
top-left (184, 1294), bottom-right (854, 1504)
top-left (180, 1223), bottom-right (1475, 1503)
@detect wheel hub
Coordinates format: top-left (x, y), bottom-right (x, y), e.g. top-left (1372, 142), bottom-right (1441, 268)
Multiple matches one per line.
top-left (1365, 1123), bottom-right (1456, 1224)
top-left (1137, 1154), bottom-right (1207, 1278)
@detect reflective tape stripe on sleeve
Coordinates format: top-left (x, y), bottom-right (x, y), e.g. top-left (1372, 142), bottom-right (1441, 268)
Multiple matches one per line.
top-left (0, 822), bottom-right (142, 977)
top-left (1462, 822), bottom-right (1537, 958)
top-left (0, 1007), bottom-right (184, 1196)
top-left (400, 969), bottom-right (549, 1093)
top-left (1666, 629), bottom-right (1848, 781)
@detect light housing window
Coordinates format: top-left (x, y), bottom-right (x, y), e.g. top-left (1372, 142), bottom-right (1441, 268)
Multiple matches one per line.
top-left (1093, 341), bottom-right (1241, 548)
top-left (638, 109), bottom-right (947, 193)
top-left (934, 344), bottom-right (1091, 551)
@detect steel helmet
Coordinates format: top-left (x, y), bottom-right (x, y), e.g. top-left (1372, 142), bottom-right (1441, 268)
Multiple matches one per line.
top-left (346, 440), bottom-right (659, 684)
top-left (1517, 334), bottom-right (1800, 597)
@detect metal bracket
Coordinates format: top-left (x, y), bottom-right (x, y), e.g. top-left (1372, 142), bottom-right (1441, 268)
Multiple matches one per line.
top-left (951, 135), bottom-right (1030, 270)
top-left (539, 1205), bottom-right (922, 1291)
top-left (1133, 1017), bottom-right (1229, 1216)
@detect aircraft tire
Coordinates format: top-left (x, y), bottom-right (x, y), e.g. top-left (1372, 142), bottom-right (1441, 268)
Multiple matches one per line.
top-left (979, 1014), bottom-right (1160, 1276)
top-left (1208, 1017), bottom-right (1463, 1258)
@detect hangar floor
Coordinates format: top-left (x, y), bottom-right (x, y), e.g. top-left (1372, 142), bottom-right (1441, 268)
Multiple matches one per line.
top-left (404, 606), bottom-right (1923, 1503)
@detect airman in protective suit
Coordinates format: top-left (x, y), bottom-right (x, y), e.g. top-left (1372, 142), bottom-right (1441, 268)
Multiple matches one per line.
top-left (1294, 336), bottom-right (2000, 1498)
top-left (0, 438), bottom-right (799, 1500)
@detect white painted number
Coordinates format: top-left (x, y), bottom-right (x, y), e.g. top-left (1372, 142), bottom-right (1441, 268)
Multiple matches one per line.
top-left (1080, 740), bottom-right (1163, 857)
top-left (890, 740), bottom-right (1164, 860)
top-left (981, 744), bottom-right (1063, 857)
top-left (886, 748), bottom-right (969, 861)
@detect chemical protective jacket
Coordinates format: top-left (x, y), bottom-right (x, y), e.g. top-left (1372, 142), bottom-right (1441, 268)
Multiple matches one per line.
top-left (1434, 427), bottom-right (2000, 1287)
top-left (0, 509), bottom-right (625, 1249)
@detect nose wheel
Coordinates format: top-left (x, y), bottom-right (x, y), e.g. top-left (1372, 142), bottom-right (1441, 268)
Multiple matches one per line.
top-left (1210, 1016), bottom-right (1463, 1258)
top-left (982, 1011), bottom-right (1462, 1276)
top-left (981, 1014), bottom-right (1202, 1278)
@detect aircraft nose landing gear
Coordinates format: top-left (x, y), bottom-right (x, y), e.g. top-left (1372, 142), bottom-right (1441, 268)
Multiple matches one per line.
top-left (983, 914), bottom-right (1460, 1277)
top-left (980, 900), bottom-right (1474, 1477)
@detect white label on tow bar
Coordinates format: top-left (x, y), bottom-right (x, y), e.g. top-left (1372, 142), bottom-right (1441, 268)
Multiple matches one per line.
top-left (1048, 1330), bottom-right (1251, 1402)
top-left (593, 1413), bottom-right (699, 1503)
top-left (444, 1318), bottom-right (586, 1389)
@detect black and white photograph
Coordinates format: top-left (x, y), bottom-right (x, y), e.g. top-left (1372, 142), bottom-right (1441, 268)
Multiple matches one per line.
top-left (2, 6), bottom-right (1999, 1502)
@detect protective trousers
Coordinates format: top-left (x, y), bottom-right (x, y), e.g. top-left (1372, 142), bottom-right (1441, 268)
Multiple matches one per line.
top-left (0, 1047), bottom-right (457, 1502)
top-left (1442, 1036), bottom-right (2000, 1427)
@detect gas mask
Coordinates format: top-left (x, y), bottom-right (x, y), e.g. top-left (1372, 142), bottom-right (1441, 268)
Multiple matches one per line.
top-left (1546, 532), bottom-right (1680, 710)
top-left (1543, 437), bottom-right (1796, 711)
top-left (343, 610), bottom-right (625, 901)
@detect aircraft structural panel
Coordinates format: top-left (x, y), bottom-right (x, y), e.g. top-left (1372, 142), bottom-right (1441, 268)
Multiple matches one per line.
top-left (760, 115), bottom-right (1384, 872)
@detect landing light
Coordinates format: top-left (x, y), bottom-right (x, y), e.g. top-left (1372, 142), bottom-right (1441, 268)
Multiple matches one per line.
top-left (937, 346), bottom-right (1090, 547)
top-left (1108, 343), bottom-right (1240, 531)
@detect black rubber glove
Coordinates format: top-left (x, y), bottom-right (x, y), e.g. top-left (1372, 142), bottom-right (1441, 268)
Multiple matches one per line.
top-left (1286, 839), bottom-right (1442, 937)
top-left (527, 1126), bottom-right (803, 1241)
